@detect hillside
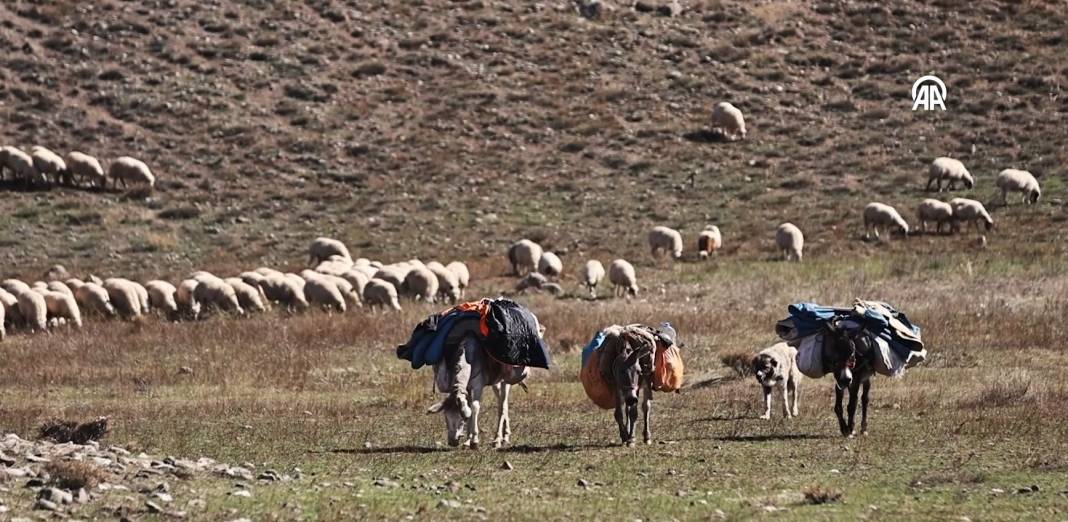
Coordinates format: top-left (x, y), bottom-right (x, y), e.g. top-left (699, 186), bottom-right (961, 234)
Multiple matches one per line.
top-left (0, 0), bottom-right (1065, 277)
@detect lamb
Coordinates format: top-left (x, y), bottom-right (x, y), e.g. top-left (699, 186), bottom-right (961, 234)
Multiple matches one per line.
top-left (427, 263), bottom-right (461, 304)
top-left (404, 266), bottom-right (440, 303)
top-left (15, 289), bottom-right (48, 332)
top-left (364, 278), bottom-right (402, 312)
top-left (927, 157), bottom-right (973, 192)
top-left (751, 342), bottom-right (801, 420)
top-left (917, 199), bottom-right (954, 234)
top-left (103, 279), bottom-right (143, 320)
top-left (537, 251), bottom-right (563, 278)
top-left (175, 279), bottom-right (201, 319)
top-left (66, 151), bottom-right (106, 188)
top-left (74, 282), bottom-right (116, 318)
top-left (862, 202), bottom-right (909, 240)
top-left (949, 198), bottom-right (994, 234)
top-left (308, 237), bottom-right (352, 265)
top-left (580, 260), bottom-right (605, 298)
top-left (37, 290), bottom-right (82, 329)
top-left (446, 261), bottom-right (470, 298)
top-left (648, 226), bottom-right (683, 260)
top-left (697, 225), bottom-right (722, 260)
top-left (0, 146), bottom-right (39, 186)
top-left (775, 223), bottom-right (804, 262)
top-left (996, 169), bottom-right (1041, 205)
top-left (608, 259), bottom-right (639, 298)
top-left (145, 280), bottom-right (179, 317)
top-left (30, 146), bottom-right (68, 186)
top-left (193, 278), bottom-right (244, 315)
top-left (710, 102), bottom-right (747, 141)
top-left (108, 156), bottom-right (156, 190)
top-left (507, 239), bottom-right (543, 276)
top-left (225, 278), bottom-right (268, 313)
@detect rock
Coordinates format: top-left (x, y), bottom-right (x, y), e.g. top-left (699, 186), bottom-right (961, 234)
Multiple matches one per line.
top-left (1017, 487), bottom-right (1033, 494)
top-left (501, 461), bottom-right (513, 471)
top-left (437, 499), bottom-right (462, 509)
top-left (257, 470), bottom-right (282, 482)
top-left (230, 489), bottom-right (252, 498)
top-left (146, 500), bottom-right (165, 513)
top-left (34, 499), bottom-right (58, 511)
top-left (0, 452), bottom-right (15, 466)
top-left (634, 1), bottom-right (655, 12)
top-left (373, 478), bottom-right (399, 488)
top-left (578, 0), bottom-right (601, 19)
top-left (657, 0), bottom-right (682, 17)
top-left (153, 492), bottom-right (174, 503)
top-left (577, 479), bottom-right (590, 488)
top-left (38, 487), bottom-right (74, 505)
top-left (178, 366), bottom-right (193, 375)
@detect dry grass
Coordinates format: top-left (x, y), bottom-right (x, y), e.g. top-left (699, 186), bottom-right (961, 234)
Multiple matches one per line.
top-left (720, 350), bottom-right (755, 379)
top-left (45, 460), bottom-right (106, 491)
top-left (802, 484), bottom-right (844, 505)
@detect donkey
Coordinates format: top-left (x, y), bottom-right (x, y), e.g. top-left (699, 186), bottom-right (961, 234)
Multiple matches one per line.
top-left (823, 323), bottom-right (877, 437)
top-left (599, 326), bottom-right (658, 446)
top-left (427, 334), bottom-right (528, 449)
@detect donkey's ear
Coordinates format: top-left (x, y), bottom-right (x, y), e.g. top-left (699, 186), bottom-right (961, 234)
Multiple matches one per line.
top-left (426, 402), bottom-right (445, 414)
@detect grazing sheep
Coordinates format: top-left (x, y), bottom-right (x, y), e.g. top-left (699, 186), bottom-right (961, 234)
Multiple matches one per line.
top-left (15, 289), bottom-right (48, 332)
top-left (175, 279), bottom-right (201, 319)
top-left (427, 263), bottom-right (461, 304)
top-left (75, 282), bottom-right (116, 318)
top-left (46, 281), bottom-right (74, 297)
top-left (132, 282), bottom-right (150, 314)
top-left (697, 225), bottom-right (722, 260)
top-left (863, 202), bottom-right (909, 240)
top-left (364, 278), bottom-right (402, 311)
top-left (404, 266), bottom-right (440, 303)
top-left (66, 151), bottom-right (106, 188)
top-left (917, 199), bottom-right (955, 234)
top-left (648, 226), bottom-right (683, 260)
top-left (145, 280), bottom-right (179, 317)
top-left (315, 258), bottom-right (353, 276)
top-left (30, 146), bottom-right (67, 186)
top-left (225, 278), bottom-right (268, 313)
top-left (752, 342), bottom-right (801, 420)
top-left (608, 259), bottom-right (639, 298)
top-left (542, 282), bottom-right (564, 297)
top-left (44, 265), bottom-right (70, 282)
top-left (508, 239), bottom-right (543, 275)
top-left (339, 270), bottom-right (370, 298)
top-left (353, 264), bottom-right (379, 280)
top-left (308, 237), bottom-right (352, 265)
top-left (320, 274), bottom-right (360, 308)
top-left (996, 169), bottom-right (1041, 205)
top-left (446, 261), bottom-right (470, 298)
top-left (260, 274), bottom-right (308, 311)
top-left (254, 267), bottom-right (285, 279)
top-left (775, 223), bottom-right (804, 262)
top-left (38, 290), bottom-right (82, 329)
top-left (0, 146), bottom-right (38, 186)
top-left (580, 260), bottom-right (605, 298)
top-left (710, 102), bottom-right (747, 141)
top-left (194, 278), bottom-right (243, 315)
top-left (301, 271), bottom-right (351, 312)
top-left (950, 198), bottom-right (994, 234)
top-left (927, 157), bottom-right (973, 192)
top-left (0, 297), bottom-right (4, 339)
top-left (0, 288), bottom-right (23, 327)
top-left (372, 266), bottom-right (406, 291)
top-left (537, 252), bottom-right (563, 278)
top-left (239, 271), bottom-right (268, 289)
top-left (87, 274), bottom-right (104, 286)
top-left (103, 279), bottom-right (143, 320)
top-left (515, 272), bottom-right (548, 293)
top-left (108, 156), bottom-right (156, 190)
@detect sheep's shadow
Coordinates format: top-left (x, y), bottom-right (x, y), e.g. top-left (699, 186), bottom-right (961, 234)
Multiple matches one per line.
top-left (683, 128), bottom-right (732, 144)
top-left (322, 446), bottom-right (446, 455)
top-left (499, 442), bottom-right (616, 454)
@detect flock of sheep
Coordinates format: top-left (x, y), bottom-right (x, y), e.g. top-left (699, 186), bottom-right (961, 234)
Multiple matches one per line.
top-left (0, 237), bottom-right (470, 341)
top-left (0, 145), bottom-right (156, 190)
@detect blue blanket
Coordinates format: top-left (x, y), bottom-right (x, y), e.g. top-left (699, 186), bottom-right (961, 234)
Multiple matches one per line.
top-left (580, 330), bottom-right (607, 368)
top-left (397, 310), bottom-right (482, 369)
top-left (776, 301), bottom-right (924, 360)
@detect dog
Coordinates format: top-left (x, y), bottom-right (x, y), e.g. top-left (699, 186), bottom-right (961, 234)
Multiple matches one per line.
top-left (751, 342), bottom-right (801, 419)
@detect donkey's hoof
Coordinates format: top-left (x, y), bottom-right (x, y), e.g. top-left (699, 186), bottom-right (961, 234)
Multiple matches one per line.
top-left (624, 440), bottom-right (635, 448)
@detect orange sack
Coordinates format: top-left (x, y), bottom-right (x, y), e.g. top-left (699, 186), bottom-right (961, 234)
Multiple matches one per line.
top-left (653, 342), bottom-right (684, 392)
top-left (580, 349), bottom-right (617, 409)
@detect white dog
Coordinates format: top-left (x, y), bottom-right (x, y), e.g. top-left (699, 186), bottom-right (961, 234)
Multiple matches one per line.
top-left (751, 342), bottom-right (801, 419)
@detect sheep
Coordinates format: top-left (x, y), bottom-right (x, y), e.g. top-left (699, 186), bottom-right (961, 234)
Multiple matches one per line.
top-left (320, 274), bottom-right (361, 308)
top-left (145, 281), bottom-right (179, 317)
top-left (917, 199), bottom-right (955, 234)
top-left (404, 266), bottom-right (439, 303)
top-left (0, 297), bottom-right (4, 340)
top-left (104, 279), bottom-right (143, 320)
top-left (44, 264), bottom-right (70, 281)
top-left (863, 202), bottom-right (909, 240)
top-left (254, 267), bottom-right (285, 279)
top-left (224, 278), bottom-right (268, 313)
top-left (239, 271), bottom-right (268, 289)
top-left (15, 289), bottom-right (48, 332)
top-left (260, 274), bottom-right (308, 311)
top-left (38, 290), bottom-right (82, 329)
top-left (308, 237), bottom-right (352, 265)
top-left (776, 223), bottom-right (804, 262)
top-left (648, 226), bottom-right (683, 260)
top-left (339, 270), bottom-right (370, 298)
top-left (427, 263), bottom-right (461, 304)
top-left (300, 271), bottom-right (349, 312)
top-left (508, 239), bottom-right (543, 276)
top-left (87, 274), bottom-right (104, 286)
top-left (46, 280), bottom-right (74, 298)
top-left (74, 282), bottom-right (115, 318)
top-left (372, 266), bottom-right (406, 291)
top-left (949, 198), bottom-right (994, 234)
top-left (2, 279), bottom-right (32, 296)
top-left (710, 102), bottom-right (747, 141)
top-left (132, 281), bottom-right (150, 314)
top-left (0, 288), bottom-right (23, 327)
top-left (996, 169), bottom-right (1041, 205)
top-left (537, 251), bottom-right (563, 278)
top-left (109, 156), bottom-right (156, 190)
top-left (315, 258), bottom-right (353, 276)
top-left (30, 146), bottom-right (68, 186)
top-left (175, 279), bottom-right (202, 319)
top-left (697, 225), bottom-right (722, 260)
top-left (353, 264), bottom-right (379, 280)
top-left (193, 278), bottom-right (243, 315)
top-left (515, 272), bottom-right (548, 293)
top-left (446, 261), bottom-right (470, 298)
top-left (364, 278), bottom-right (402, 312)
top-left (0, 146), bottom-right (38, 186)
top-left (580, 260), bottom-right (605, 298)
top-left (608, 259), bottom-right (639, 298)
top-left (927, 157), bottom-right (973, 192)
top-left (66, 151), bottom-right (106, 188)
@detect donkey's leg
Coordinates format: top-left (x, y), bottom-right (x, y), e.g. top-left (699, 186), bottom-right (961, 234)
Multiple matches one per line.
top-left (614, 395), bottom-right (629, 445)
top-left (845, 381), bottom-right (860, 438)
top-left (834, 386), bottom-right (849, 436)
top-left (641, 381), bottom-right (653, 444)
top-left (467, 387), bottom-right (484, 450)
top-left (493, 383), bottom-right (511, 448)
top-left (860, 379), bottom-right (871, 435)
top-left (626, 399), bottom-right (638, 447)
top-left (760, 386), bottom-right (772, 420)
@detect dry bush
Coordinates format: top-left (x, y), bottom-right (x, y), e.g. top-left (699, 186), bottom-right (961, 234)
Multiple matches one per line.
top-left (802, 484), bottom-right (843, 505)
top-left (969, 370), bottom-right (1033, 408)
top-left (46, 460), bottom-right (106, 490)
top-left (720, 350), bottom-right (754, 379)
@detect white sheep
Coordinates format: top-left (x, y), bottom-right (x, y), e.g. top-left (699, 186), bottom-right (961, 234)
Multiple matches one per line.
top-left (66, 151), bottom-right (106, 188)
top-left (508, 239), bottom-right (543, 275)
top-left (145, 280), bottom-right (179, 317)
top-left (254, 267), bottom-right (285, 279)
top-left (404, 266), bottom-right (439, 303)
top-left (0, 296), bottom-right (4, 340)
top-left (339, 270), bottom-right (370, 299)
top-left (538, 251), bottom-right (563, 278)
top-left (15, 289), bottom-right (48, 332)
top-left (917, 199), bottom-right (954, 234)
top-left (108, 156), bottom-right (156, 190)
top-left (44, 265), bottom-right (70, 281)
top-left (261, 274), bottom-right (309, 312)
top-left (104, 279), bottom-right (143, 320)
top-left (0, 146), bottom-right (38, 186)
top-left (0, 288), bottom-right (23, 327)
top-left (445, 261), bottom-right (470, 298)
top-left (37, 289), bottom-right (82, 329)
top-left (580, 259), bottom-right (605, 298)
top-left (195, 277), bottom-right (244, 315)
top-left (949, 198), bottom-right (994, 234)
top-left (75, 282), bottom-right (115, 317)
top-left (863, 202), bottom-right (909, 240)
top-left (372, 266), bottom-right (406, 291)
top-left (319, 274), bottom-right (361, 308)
top-left (300, 271), bottom-right (349, 312)
top-left (710, 102), bottom-right (747, 141)
top-left (608, 259), bottom-right (639, 298)
top-left (776, 223), bottom-right (804, 262)
top-left (30, 146), bottom-right (67, 186)
top-left (46, 280), bottom-right (74, 297)
top-left (2, 279), bottom-right (32, 297)
top-left (315, 258), bottom-right (353, 276)
top-left (175, 279), bottom-right (201, 319)
top-left (996, 169), bottom-right (1041, 206)
top-left (648, 226), bottom-right (683, 260)
top-left (239, 271), bottom-right (268, 289)
top-left (427, 263), bottom-right (461, 304)
top-left (353, 264), bottom-right (379, 280)
top-left (225, 278), bottom-right (268, 313)
top-left (515, 272), bottom-right (548, 293)
top-left (927, 157), bottom-right (973, 192)
top-left (364, 278), bottom-right (402, 312)
top-left (697, 225), bottom-right (723, 260)
top-left (132, 281), bottom-right (150, 314)
top-left (308, 237), bottom-right (352, 265)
